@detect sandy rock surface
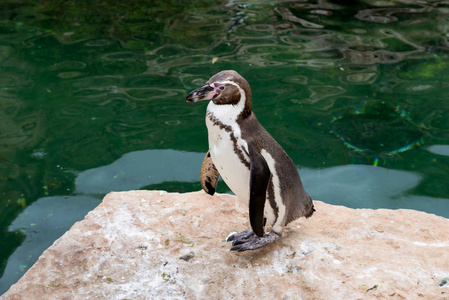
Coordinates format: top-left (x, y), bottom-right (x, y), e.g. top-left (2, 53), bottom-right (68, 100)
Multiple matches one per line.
top-left (3, 190), bottom-right (449, 299)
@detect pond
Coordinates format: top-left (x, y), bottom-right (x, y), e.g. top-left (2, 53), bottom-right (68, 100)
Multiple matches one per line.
top-left (1, 0), bottom-right (449, 293)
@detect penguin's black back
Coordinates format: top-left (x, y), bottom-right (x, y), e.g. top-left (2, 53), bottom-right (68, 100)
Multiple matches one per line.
top-left (240, 112), bottom-right (314, 223)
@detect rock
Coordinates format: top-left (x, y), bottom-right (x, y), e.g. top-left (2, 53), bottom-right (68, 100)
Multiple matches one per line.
top-left (3, 191), bottom-right (449, 299)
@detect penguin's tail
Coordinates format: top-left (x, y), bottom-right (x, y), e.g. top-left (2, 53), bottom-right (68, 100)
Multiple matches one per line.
top-left (304, 195), bottom-right (315, 219)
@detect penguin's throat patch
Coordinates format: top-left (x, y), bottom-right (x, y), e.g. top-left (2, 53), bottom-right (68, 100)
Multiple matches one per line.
top-left (207, 112), bottom-right (250, 170)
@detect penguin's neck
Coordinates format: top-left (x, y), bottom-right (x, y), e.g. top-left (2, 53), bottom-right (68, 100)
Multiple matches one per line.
top-left (206, 87), bottom-right (251, 127)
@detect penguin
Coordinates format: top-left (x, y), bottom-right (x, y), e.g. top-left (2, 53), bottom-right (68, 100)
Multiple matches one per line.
top-left (186, 70), bottom-right (315, 252)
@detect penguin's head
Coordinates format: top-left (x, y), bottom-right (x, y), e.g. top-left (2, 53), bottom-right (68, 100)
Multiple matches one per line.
top-left (186, 70), bottom-right (252, 109)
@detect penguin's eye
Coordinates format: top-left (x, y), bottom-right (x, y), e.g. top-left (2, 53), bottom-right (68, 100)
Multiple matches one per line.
top-left (218, 85), bottom-right (225, 90)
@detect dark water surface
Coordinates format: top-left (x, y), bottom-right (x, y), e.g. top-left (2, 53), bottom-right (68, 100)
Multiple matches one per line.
top-left (1, 0), bottom-right (449, 293)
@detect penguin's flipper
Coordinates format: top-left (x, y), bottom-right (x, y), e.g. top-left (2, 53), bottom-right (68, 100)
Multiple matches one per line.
top-left (200, 151), bottom-right (220, 195)
top-left (248, 146), bottom-right (271, 238)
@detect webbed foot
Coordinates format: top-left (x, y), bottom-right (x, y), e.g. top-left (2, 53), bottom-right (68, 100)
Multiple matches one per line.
top-left (226, 229), bottom-right (281, 252)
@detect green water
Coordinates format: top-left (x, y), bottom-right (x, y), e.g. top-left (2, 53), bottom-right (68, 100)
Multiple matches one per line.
top-left (2, 0), bottom-right (449, 293)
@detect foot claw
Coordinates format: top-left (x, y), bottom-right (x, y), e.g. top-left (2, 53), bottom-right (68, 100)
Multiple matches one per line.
top-left (230, 244), bottom-right (249, 252)
top-left (226, 232), bottom-right (237, 242)
top-left (226, 229), bottom-right (254, 243)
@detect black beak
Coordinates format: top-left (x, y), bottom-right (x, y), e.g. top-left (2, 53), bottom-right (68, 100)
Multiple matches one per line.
top-left (186, 84), bottom-right (215, 103)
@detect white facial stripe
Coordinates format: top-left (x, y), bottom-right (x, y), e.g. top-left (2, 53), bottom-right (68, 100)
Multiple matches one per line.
top-left (261, 149), bottom-right (286, 234)
top-left (215, 80), bottom-right (240, 86)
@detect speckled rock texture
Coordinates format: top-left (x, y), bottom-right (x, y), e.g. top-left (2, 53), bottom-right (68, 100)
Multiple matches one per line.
top-left (3, 190), bottom-right (449, 299)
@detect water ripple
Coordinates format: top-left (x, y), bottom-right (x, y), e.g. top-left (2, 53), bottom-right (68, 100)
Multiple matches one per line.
top-left (125, 88), bottom-right (182, 101)
top-left (355, 6), bottom-right (433, 24)
top-left (275, 7), bottom-right (324, 29)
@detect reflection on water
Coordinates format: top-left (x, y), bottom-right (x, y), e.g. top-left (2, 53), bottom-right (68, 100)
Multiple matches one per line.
top-left (2, 0), bottom-right (449, 294)
top-left (75, 150), bottom-right (206, 194)
top-left (303, 164), bottom-right (449, 216)
top-left (0, 195), bottom-right (100, 292)
top-left (428, 145), bottom-right (449, 157)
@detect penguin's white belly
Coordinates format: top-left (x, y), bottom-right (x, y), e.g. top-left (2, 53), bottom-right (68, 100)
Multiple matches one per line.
top-left (206, 121), bottom-right (250, 206)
